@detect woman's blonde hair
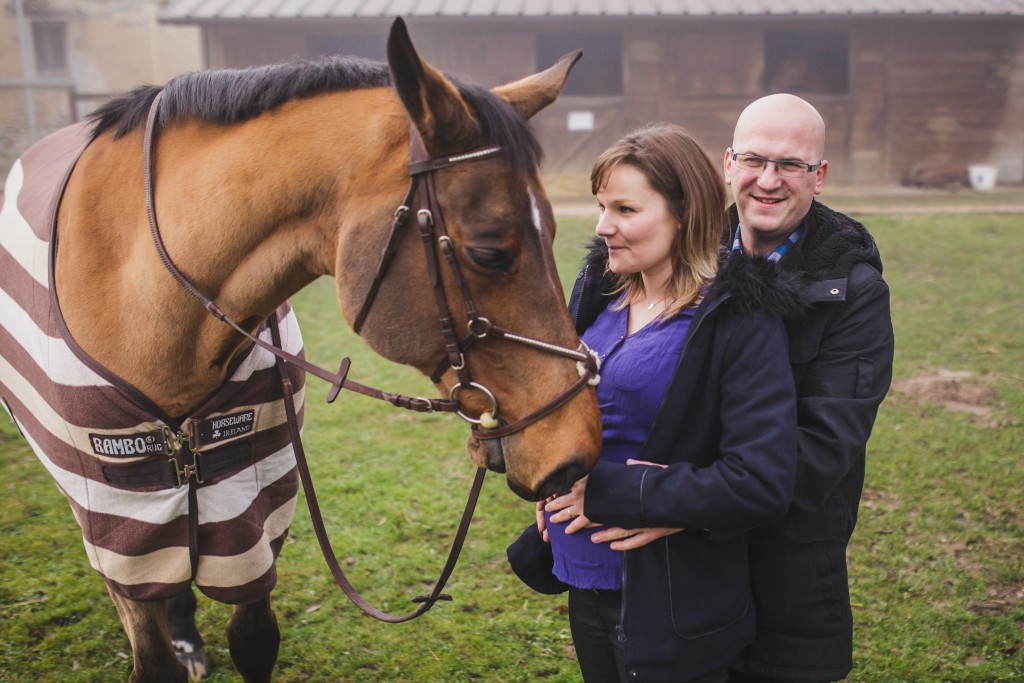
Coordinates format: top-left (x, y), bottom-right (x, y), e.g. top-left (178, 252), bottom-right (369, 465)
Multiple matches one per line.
top-left (591, 123), bottom-right (726, 316)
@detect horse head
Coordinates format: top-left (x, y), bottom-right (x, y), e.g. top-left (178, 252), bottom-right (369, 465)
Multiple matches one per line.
top-left (339, 20), bottom-right (600, 501)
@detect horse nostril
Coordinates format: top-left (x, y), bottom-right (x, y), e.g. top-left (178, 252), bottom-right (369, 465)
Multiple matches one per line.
top-left (534, 457), bottom-right (589, 500)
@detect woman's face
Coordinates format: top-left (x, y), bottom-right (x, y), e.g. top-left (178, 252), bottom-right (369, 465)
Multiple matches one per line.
top-left (594, 164), bottom-right (677, 286)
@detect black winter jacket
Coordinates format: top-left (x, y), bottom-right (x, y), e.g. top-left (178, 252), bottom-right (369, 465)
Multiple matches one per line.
top-left (573, 238), bottom-right (806, 682)
top-left (727, 201), bottom-right (894, 682)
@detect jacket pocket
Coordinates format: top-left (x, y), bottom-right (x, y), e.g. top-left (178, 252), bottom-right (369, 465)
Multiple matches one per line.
top-left (665, 535), bottom-right (751, 639)
top-left (855, 356), bottom-right (875, 398)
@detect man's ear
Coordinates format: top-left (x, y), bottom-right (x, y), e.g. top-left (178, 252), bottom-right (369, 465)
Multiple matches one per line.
top-left (814, 159), bottom-right (829, 195)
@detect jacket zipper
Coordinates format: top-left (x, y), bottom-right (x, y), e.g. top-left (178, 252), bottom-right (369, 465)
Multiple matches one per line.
top-left (617, 552), bottom-right (628, 644)
top-left (616, 294), bottom-right (729, 678)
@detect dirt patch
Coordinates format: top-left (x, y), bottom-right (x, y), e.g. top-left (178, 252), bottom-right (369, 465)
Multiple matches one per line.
top-left (967, 583), bottom-right (1024, 616)
top-left (892, 369), bottom-right (1001, 426)
top-left (860, 488), bottom-right (901, 512)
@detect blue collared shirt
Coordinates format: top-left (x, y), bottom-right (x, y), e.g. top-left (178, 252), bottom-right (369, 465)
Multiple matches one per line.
top-left (732, 225), bottom-right (801, 262)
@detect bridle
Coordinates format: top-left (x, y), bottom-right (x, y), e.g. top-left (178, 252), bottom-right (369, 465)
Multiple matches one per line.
top-left (352, 125), bottom-right (601, 437)
top-left (140, 91), bottom-right (599, 622)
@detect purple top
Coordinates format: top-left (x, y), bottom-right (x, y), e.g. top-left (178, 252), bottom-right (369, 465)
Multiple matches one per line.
top-left (547, 297), bottom-right (694, 590)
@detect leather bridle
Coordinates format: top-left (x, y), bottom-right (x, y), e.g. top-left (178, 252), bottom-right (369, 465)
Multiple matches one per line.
top-left (353, 126), bottom-right (601, 437)
top-left (140, 91), bottom-right (599, 622)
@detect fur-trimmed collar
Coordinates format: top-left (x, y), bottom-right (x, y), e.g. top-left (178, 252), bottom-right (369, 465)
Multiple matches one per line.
top-left (710, 251), bottom-right (811, 320)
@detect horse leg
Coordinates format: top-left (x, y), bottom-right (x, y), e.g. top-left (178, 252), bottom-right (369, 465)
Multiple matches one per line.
top-left (226, 595), bottom-right (280, 683)
top-left (167, 588), bottom-right (210, 680)
top-left (107, 588), bottom-right (188, 683)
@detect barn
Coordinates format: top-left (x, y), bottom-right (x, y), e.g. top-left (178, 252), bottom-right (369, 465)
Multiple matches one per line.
top-left (155, 1), bottom-right (1023, 186)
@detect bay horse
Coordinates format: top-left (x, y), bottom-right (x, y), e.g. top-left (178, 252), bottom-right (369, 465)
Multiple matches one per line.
top-left (0, 18), bottom-right (600, 682)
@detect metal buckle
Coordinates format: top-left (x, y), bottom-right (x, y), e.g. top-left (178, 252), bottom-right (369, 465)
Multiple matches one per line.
top-left (407, 396), bottom-right (435, 413)
top-left (162, 425), bottom-right (191, 453)
top-left (172, 460), bottom-right (193, 488)
top-left (171, 458), bottom-right (204, 488)
top-left (450, 352), bottom-right (466, 372)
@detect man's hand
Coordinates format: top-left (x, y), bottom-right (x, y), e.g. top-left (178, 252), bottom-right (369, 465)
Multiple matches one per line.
top-left (589, 459), bottom-right (682, 550)
top-left (590, 526), bottom-right (681, 551)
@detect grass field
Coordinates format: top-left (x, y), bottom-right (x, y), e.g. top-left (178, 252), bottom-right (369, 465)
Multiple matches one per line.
top-left (1, 212), bottom-right (1021, 682)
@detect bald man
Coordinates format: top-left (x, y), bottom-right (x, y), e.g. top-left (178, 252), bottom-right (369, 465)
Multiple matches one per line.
top-left (723, 95), bottom-right (894, 683)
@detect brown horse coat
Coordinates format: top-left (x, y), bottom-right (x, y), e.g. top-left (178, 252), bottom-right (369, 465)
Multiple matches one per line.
top-left (0, 122), bottom-right (305, 604)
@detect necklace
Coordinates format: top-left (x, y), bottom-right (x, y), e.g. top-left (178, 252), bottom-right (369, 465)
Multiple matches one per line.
top-left (645, 295), bottom-right (670, 311)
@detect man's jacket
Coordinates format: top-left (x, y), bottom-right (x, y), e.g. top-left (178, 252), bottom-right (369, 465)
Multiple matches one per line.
top-left (729, 201), bottom-right (894, 682)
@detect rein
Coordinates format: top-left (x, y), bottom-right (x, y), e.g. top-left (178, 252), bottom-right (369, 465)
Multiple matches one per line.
top-left (140, 90), bottom-right (598, 622)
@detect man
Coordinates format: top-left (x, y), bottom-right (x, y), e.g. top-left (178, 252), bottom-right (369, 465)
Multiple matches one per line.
top-left (724, 94), bottom-right (894, 682)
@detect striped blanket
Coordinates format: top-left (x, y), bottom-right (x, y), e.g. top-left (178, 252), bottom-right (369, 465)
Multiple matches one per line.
top-left (0, 123), bottom-right (305, 604)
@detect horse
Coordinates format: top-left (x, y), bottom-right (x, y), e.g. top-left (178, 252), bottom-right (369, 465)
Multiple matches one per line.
top-left (0, 18), bottom-right (601, 682)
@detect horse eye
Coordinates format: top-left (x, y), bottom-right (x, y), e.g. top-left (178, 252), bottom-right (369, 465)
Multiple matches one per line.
top-left (466, 247), bottom-right (513, 271)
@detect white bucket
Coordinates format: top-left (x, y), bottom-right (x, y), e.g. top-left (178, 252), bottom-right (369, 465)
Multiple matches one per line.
top-left (968, 164), bottom-right (998, 192)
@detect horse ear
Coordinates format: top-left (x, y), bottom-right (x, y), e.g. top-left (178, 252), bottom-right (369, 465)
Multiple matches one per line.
top-left (387, 18), bottom-right (478, 153)
top-left (493, 50), bottom-right (583, 121)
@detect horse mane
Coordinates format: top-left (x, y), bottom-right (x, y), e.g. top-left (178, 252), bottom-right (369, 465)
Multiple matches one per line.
top-left (86, 56), bottom-right (540, 173)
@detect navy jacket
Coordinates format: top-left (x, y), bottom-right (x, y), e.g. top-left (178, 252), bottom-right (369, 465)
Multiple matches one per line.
top-left (574, 239), bottom-right (805, 682)
top-left (730, 202), bottom-right (894, 682)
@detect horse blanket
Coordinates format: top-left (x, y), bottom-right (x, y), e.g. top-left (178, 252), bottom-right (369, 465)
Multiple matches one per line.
top-left (0, 122), bottom-right (305, 604)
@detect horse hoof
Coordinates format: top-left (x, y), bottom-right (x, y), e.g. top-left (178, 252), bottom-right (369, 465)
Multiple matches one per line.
top-left (172, 640), bottom-right (210, 680)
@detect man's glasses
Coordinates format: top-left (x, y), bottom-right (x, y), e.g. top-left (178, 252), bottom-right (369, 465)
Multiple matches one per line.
top-left (730, 150), bottom-right (822, 178)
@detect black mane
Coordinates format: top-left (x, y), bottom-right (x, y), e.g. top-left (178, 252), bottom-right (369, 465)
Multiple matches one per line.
top-left (86, 55), bottom-right (540, 172)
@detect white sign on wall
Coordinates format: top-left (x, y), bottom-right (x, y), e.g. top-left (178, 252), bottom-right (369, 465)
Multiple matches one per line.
top-left (567, 111), bottom-right (595, 132)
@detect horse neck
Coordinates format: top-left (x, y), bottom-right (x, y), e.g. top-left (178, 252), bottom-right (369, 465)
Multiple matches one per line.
top-left (56, 90), bottom-right (410, 415)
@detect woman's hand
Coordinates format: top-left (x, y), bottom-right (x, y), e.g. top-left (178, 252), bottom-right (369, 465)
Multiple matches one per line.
top-left (544, 476), bottom-right (596, 534)
top-left (535, 499), bottom-right (550, 542)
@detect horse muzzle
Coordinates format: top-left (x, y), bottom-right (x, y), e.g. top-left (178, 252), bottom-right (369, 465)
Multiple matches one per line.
top-left (468, 433), bottom-right (592, 502)
top-left (467, 434), bottom-right (506, 474)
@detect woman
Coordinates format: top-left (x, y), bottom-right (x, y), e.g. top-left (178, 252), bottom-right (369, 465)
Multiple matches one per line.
top-left (508, 123), bottom-right (804, 683)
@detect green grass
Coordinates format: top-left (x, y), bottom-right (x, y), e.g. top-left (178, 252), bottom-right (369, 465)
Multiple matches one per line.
top-left (2, 212), bottom-right (1022, 681)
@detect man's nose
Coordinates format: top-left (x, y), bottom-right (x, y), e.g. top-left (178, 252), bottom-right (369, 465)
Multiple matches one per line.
top-left (756, 162), bottom-right (784, 188)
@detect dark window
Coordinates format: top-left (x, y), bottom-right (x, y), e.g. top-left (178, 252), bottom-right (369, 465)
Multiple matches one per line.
top-left (763, 32), bottom-right (849, 94)
top-left (537, 32), bottom-right (622, 96)
top-left (307, 33), bottom-right (386, 61)
top-left (32, 21), bottom-right (67, 75)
